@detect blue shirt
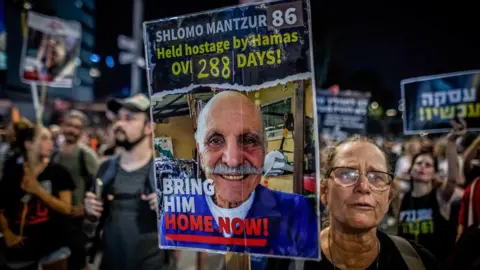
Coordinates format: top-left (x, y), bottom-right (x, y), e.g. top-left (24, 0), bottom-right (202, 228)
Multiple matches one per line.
top-left (159, 185), bottom-right (319, 259)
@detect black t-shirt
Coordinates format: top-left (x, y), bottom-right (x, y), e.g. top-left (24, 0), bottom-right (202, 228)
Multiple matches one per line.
top-left (265, 231), bottom-right (438, 270)
top-left (0, 155), bottom-right (75, 262)
top-left (398, 189), bottom-right (456, 261)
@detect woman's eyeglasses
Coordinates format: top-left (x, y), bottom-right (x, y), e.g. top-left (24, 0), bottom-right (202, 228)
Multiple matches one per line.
top-left (328, 167), bottom-right (393, 191)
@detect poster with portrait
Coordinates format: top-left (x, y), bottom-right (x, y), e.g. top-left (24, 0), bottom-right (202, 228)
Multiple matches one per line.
top-left (401, 70), bottom-right (480, 134)
top-left (144, 0), bottom-right (320, 260)
top-left (20, 11), bottom-right (82, 87)
top-left (0, 0), bottom-right (6, 70)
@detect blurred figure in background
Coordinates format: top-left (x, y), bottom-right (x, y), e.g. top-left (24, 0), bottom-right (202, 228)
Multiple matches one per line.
top-left (0, 125), bottom-right (75, 270)
top-left (395, 138), bottom-right (422, 193)
top-left (395, 138), bottom-right (422, 180)
top-left (397, 124), bottom-right (464, 263)
top-left (48, 125), bottom-right (63, 156)
top-left (52, 110), bottom-right (99, 270)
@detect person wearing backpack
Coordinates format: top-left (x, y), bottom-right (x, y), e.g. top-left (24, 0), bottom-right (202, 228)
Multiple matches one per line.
top-left (84, 94), bottom-right (175, 270)
top-left (52, 110), bottom-right (99, 270)
top-left (265, 136), bottom-right (438, 270)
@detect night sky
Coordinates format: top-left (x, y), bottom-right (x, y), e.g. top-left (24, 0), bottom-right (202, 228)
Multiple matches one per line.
top-left (94, 1), bottom-right (480, 109)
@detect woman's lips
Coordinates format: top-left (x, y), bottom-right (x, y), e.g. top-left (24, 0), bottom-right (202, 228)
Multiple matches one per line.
top-left (350, 202), bottom-right (374, 210)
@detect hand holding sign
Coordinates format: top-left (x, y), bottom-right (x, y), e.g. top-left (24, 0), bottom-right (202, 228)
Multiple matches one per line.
top-left (446, 119), bottom-right (467, 142)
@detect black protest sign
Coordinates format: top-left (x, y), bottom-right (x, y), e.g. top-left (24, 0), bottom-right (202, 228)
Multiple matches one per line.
top-left (316, 90), bottom-right (370, 141)
top-left (143, 0), bottom-right (312, 96)
top-left (401, 70), bottom-right (480, 134)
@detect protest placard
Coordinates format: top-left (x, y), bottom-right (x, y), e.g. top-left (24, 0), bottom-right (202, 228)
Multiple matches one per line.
top-left (0, 1), bottom-right (6, 70)
top-left (316, 90), bottom-right (370, 141)
top-left (20, 11), bottom-right (82, 87)
top-left (144, 0), bottom-right (320, 260)
top-left (401, 70), bottom-right (480, 134)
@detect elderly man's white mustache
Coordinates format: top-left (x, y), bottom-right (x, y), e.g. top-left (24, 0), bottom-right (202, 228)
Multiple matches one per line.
top-left (209, 161), bottom-right (263, 176)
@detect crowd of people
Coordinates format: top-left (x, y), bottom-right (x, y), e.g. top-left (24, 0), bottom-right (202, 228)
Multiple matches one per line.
top-left (0, 92), bottom-right (479, 270)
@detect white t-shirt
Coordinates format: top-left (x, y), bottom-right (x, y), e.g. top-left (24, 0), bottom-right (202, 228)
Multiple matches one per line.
top-left (206, 191), bottom-right (256, 238)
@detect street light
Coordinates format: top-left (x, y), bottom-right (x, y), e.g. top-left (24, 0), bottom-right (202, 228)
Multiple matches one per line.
top-left (386, 109), bottom-right (397, 117)
top-left (89, 67), bottom-right (101, 77)
top-left (370, 101), bottom-right (379, 110)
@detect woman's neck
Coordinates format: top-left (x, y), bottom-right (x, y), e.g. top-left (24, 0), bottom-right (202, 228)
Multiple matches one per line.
top-left (321, 226), bottom-right (379, 270)
top-left (411, 180), bottom-right (433, 198)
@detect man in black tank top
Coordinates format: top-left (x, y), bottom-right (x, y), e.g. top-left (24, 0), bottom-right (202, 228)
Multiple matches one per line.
top-left (84, 94), bottom-right (175, 270)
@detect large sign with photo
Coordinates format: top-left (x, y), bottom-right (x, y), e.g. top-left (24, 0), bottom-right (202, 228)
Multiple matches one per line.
top-left (401, 70), bottom-right (480, 134)
top-left (316, 90), bottom-right (370, 141)
top-left (144, 0), bottom-right (320, 260)
top-left (20, 11), bottom-right (82, 87)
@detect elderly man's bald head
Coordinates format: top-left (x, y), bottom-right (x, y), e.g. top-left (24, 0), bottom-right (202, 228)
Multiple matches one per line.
top-left (195, 91), bottom-right (265, 152)
top-left (195, 90), bottom-right (266, 207)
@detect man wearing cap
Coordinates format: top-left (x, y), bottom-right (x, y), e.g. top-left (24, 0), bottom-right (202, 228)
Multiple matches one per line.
top-left (52, 110), bottom-right (99, 270)
top-left (84, 94), bottom-right (174, 270)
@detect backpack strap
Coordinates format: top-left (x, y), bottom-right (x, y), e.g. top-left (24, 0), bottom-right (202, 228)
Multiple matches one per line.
top-left (388, 235), bottom-right (425, 270)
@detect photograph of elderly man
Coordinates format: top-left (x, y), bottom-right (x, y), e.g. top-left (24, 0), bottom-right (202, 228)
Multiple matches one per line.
top-left (158, 90), bottom-right (319, 259)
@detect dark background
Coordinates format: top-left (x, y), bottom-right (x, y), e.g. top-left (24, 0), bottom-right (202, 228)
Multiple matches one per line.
top-left (95, 1), bottom-right (480, 110)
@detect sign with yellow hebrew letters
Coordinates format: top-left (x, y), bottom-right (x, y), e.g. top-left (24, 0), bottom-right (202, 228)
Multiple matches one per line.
top-left (401, 70), bottom-right (480, 134)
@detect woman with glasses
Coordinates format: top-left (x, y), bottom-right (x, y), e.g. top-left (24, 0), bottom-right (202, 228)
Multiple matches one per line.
top-left (266, 135), bottom-right (437, 270)
top-left (398, 124), bottom-right (465, 264)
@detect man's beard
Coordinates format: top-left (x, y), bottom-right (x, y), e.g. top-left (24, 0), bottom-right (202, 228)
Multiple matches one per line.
top-left (64, 131), bottom-right (79, 144)
top-left (115, 129), bottom-right (146, 151)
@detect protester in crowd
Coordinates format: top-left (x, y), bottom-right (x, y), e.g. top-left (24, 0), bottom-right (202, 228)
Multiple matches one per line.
top-left (97, 124), bottom-right (121, 161)
top-left (456, 133), bottom-right (480, 239)
top-left (267, 135), bottom-right (437, 269)
top-left (395, 137), bottom-right (422, 181)
top-left (0, 133), bottom-right (10, 180)
top-left (48, 125), bottom-right (62, 154)
top-left (84, 94), bottom-right (175, 270)
top-left (397, 123), bottom-right (465, 262)
top-left (461, 134), bottom-right (480, 186)
top-left (0, 125), bottom-right (75, 270)
top-left (52, 110), bottom-right (99, 270)
top-left (159, 91), bottom-right (318, 258)
top-left (444, 225), bottom-right (480, 270)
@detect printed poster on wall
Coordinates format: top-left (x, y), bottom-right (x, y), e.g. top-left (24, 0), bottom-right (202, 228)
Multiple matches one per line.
top-left (20, 11), bottom-right (82, 87)
top-left (401, 70), bottom-right (480, 134)
top-left (154, 137), bottom-right (174, 158)
top-left (316, 89), bottom-right (370, 141)
top-left (144, 0), bottom-right (320, 260)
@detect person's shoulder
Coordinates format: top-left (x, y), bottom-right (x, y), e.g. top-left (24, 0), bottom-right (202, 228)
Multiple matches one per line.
top-left (409, 241), bottom-right (438, 270)
top-left (381, 232), bottom-right (438, 270)
top-left (79, 144), bottom-right (99, 158)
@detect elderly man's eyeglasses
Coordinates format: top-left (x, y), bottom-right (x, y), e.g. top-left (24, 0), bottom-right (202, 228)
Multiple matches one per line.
top-left (328, 167), bottom-right (393, 191)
